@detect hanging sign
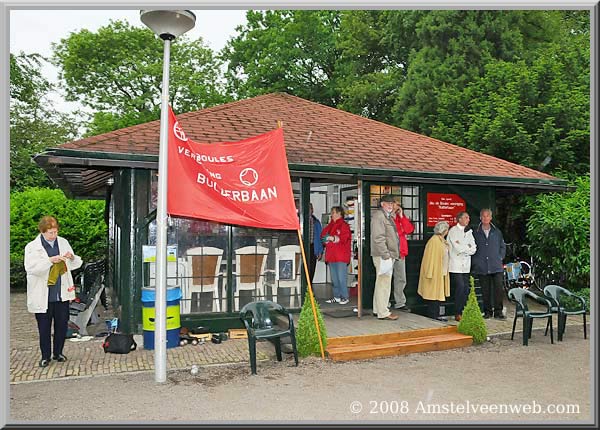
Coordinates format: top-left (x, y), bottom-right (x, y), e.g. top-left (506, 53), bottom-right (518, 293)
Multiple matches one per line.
top-left (426, 193), bottom-right (466, 226)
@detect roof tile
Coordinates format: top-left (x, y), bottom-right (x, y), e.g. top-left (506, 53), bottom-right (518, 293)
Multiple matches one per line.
top-left (59, 93), bottom-right (556, 181)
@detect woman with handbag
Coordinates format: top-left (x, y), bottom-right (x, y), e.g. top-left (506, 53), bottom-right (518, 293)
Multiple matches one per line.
top-left (24, 216), bottom-right (82, 368)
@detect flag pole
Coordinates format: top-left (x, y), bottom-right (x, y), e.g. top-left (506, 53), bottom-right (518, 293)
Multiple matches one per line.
top-left (278, 119), bottom-right (325, 359)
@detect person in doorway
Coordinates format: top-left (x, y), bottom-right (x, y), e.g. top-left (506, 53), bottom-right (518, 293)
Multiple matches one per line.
top-left (24, 216), bottom-right (82, 368)
top-left (417, 221), bottom-right (451, 321)
top-left (390, 198), bottom-right (415, 312)
top-left (471, 208), bottom-right (506, 319)
top-left (321, 206), bottom-right (352, 305)
top-left (370, 195), bottom-right (400, 320)
top-left (308, 203), bottom-right (323, 284)
top-left (447, 211), bottom-right (477, 322)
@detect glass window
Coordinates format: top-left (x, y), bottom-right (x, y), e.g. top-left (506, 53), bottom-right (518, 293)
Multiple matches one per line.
top-left (144, 217), bottom-right (229, 314)
top-left (232, 226), bottom-right (300, 312)
top-left (369, 183), bottom-right (422, 240)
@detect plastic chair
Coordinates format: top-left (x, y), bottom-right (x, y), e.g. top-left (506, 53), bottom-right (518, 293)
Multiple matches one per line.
top-left (185, 247), bottom-right (224, 313)
top-left (272, 245), bottom-right (302, 308)
top-left (233, 246), bottom-right (269, 311)
top-left (507, 288), bottom-right (554, 346)
top-left (543, 285), bottom-right (587, 342)
top-left (239, 300), bottom-right (299, 375)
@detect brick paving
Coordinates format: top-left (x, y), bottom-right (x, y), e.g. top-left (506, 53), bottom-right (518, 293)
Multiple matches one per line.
top-left (10, 291), bottom-right (588, 384)
top-left (9, 292), bottom-right (273, 384)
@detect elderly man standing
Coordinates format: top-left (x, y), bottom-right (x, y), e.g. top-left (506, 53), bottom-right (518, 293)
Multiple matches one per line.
top-left (471, 208), bottom-right (506, 319)
top-left (447, 211), bottom-right (477, 322)
top-left (370, 194), bottom-right (400, 320)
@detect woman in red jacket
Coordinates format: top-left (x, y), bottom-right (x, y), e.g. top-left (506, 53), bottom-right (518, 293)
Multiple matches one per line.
top-left (321, 206), bottom-right (352, 305)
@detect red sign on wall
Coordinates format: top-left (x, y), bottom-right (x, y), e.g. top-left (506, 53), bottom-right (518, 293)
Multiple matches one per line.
top-left (426, 193), bottom-right (466, 227)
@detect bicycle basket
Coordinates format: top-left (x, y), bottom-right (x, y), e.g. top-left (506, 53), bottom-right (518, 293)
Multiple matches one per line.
top-left (505, 262), bottom-right (522, 281)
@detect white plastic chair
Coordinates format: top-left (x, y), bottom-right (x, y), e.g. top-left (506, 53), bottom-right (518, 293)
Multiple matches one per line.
top-left (185, 247), bottom-right (224, 313)
top-left (273, 245), bottom-right (302, 308)
top-left (233, 246), bottom-right (269, 311)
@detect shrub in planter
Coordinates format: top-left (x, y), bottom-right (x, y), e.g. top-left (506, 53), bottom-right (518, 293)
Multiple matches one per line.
top-left (296, 290), bottom-right (327, 357)
top-left (457, 280), bottom-right (488, 344)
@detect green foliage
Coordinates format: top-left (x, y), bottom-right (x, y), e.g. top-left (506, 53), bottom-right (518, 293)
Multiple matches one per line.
top-left (434, 32), bottom-right (590, 176)
top-left (223, 10), bottom-right (343, 106)
top-left (560, 288), bottom-right (590, 313)
top-left (526, 175), bottom-right (590, 290)
top-left (457, 283), bottom-right (488, 344)
top-left (296, 291), bottom-right (328, 357)
top-left (10, 52), bottom-right (80, 191)
top-left (52, 20), bottom-right (230, 134)
top-left (10, 188), bottom-right (107, 289)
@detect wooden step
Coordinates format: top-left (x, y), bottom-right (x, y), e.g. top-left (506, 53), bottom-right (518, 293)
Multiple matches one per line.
top-left (326, 326), bottom-right (473, 362)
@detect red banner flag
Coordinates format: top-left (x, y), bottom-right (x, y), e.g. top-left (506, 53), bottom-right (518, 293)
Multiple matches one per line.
top-left (167, 106), bottom-right (299, 230)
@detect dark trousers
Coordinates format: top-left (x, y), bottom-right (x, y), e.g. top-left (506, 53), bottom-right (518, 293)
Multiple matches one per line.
top-left (426, 299), bottom-right (442, 319)
top-left (479, 272), bottom-right (504, 316)
top-left (35, 301), bottom-right (70, 360)
top-left (308, 243), bottom-right (317, 283)
top-left (451, 272), bottom-right (470, 316)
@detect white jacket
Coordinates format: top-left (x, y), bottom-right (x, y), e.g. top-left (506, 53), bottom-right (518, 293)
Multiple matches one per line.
top-left (24, 234), bottom-right (83, 313)
top-left (447, 225), bottom-right (477, 273)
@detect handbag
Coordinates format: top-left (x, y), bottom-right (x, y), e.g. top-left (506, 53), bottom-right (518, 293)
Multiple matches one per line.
top-left (102, 333), bottom-right (137, 354)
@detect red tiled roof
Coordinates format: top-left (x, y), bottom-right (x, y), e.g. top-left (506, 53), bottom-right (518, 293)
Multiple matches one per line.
top-left (60, 93), bottom-right (556, 181)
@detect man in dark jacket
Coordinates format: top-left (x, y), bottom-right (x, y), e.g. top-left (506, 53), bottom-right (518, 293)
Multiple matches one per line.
top-left (471, 208), bottom-right (506, 319)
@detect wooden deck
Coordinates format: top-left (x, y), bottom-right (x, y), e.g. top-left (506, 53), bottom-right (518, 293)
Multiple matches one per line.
top-left (314, 300), bottom-right (472, 361)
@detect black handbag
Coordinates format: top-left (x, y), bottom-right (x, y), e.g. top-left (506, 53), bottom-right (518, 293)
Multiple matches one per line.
top-left (102, 333), bottom-right (137, 354)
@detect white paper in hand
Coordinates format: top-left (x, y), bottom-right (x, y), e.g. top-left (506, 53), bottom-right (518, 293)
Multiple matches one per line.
top-left (378, 258), bottom-right (394, 276)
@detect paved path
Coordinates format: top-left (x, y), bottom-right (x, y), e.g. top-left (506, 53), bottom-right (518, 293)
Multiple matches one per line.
top-left (10, 291), bottom-right (587, 384)
top-left (9, 292), bottom-right (272, 383)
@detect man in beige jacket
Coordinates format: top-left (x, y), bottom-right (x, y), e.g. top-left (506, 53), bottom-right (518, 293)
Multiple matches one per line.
top-left (370, 195), bottom-right (400, 320)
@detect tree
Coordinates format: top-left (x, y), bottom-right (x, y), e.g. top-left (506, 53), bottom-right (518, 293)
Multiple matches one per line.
top-left (391, 10), bottom-right (565, 135)
top-left (52, 20), bottom-right (229, 134)
top-left (10, 52), bottom-right (79, 191)
top-left (457, 280), bottom-right (488, 344)
top-left (296, 291), bottom-right (327, 357)
top-left (433, 13), bottom-right (589, 176)
top-left (222, 10), bottom-right (343, 106)
top-left (526, 175), bottom-right (590, 291)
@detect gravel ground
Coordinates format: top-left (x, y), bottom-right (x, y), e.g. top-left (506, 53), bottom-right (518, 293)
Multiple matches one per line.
top-left (9, 326), bottom-right (591, 424)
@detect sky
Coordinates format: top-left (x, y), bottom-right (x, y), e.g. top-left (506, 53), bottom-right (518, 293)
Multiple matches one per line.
top-left (9, 9), bottom-right (248, 113)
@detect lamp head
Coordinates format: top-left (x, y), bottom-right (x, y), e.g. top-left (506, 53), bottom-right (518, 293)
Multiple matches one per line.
top-left (140, 10), bottom-right (196, 40)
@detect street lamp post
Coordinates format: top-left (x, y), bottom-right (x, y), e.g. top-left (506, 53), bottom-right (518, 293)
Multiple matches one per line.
top-left (140, 9), bottom-right (196, 383)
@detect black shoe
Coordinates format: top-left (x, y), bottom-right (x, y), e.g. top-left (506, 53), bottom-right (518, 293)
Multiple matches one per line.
top-left (39, 359), bottom-right (50, 368)
top-left (483, 313), bottom-right (492, 319)
top-left (435, 317), bottom-right (448, 322)
top-left (494, 314), bottom-right (507, 320)
top-left (53, 354), bottom-right (67, 362)
top-left (395, 306), bottom-right (411, 312)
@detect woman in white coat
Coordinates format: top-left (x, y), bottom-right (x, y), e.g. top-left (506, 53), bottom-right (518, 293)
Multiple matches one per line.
top-left (24, 216), bottom-right (82, 368)
top-left (447, 211), bottom-right (477, 321)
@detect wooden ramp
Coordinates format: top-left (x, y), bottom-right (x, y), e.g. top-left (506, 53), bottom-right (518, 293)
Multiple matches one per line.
top-left (326, 325), bottom-right (472, 362)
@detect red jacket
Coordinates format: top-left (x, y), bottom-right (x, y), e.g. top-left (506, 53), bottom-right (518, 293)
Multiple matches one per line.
top-left (321, 218), bottom-right (352, 263)
top-left (394, 213), bottom-right (415, 258)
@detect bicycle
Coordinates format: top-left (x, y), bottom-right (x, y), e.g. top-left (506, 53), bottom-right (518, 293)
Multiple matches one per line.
top-left (503, 243), bottom-right (544, 294)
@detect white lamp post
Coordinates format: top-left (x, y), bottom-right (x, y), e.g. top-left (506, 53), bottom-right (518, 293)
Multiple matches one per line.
top-left (140, 9), bottom-right (196, 384)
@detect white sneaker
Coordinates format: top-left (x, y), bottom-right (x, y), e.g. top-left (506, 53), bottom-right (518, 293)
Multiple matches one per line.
top-left (338, 298), bottom-right (350, 305)
top-left (325, 297), bottom-right (340, 304)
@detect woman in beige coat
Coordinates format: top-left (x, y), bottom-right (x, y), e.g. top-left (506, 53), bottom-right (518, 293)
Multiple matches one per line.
top-left (417, 221), bottom-right (450, 321)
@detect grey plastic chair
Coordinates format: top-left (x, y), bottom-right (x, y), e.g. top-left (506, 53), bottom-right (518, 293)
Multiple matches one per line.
top-left (543, 285), bottom-right (587, 341)
top-left (507, 288), bottom-right (554, 346)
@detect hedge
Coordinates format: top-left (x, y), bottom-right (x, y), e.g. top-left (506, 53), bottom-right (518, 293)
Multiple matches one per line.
top-left (10, 187), bottom-right (107, 289)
